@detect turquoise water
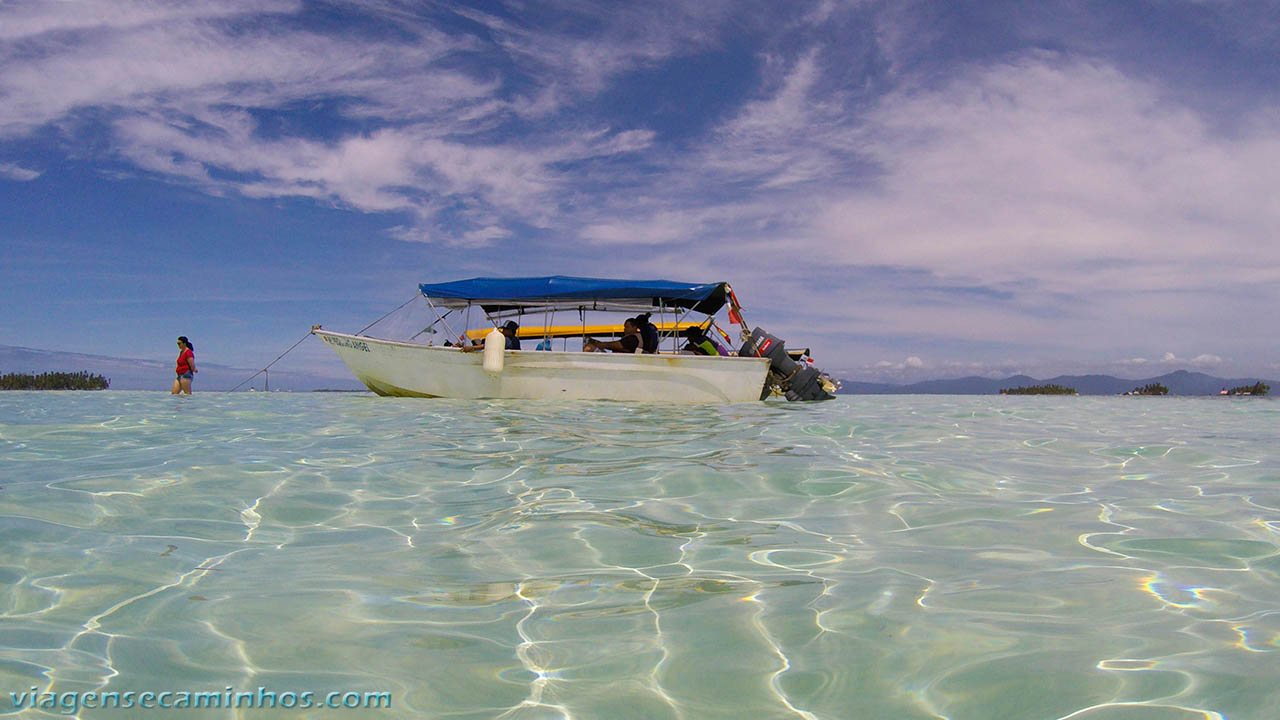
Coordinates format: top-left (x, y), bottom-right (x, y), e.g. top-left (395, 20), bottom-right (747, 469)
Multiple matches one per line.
top-left (1, 392), bottom-right (1278, 719)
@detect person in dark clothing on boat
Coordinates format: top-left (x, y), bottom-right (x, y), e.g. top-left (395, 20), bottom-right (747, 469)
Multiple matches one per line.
top-left (501, 321), bottom-right (521, 350)
top-left (461, 320), bottom-right (521, 351)
top-left (681, 325), bottom-right (720, 356)
top-left (583, 318), bottom-right (641, 353)
top-left (634, 312), bottom-right (659, 354)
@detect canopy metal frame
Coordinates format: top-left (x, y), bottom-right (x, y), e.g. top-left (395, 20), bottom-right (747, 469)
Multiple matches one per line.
top-left (358, 277), bottom-right (745, 352)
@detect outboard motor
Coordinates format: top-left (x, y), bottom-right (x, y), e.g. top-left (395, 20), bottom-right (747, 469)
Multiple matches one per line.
top-left (738, 327), bottom-right (837, 401)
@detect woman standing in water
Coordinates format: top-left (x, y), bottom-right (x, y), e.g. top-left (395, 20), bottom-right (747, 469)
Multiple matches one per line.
top-left (172, 336), bottom-right (196, 394)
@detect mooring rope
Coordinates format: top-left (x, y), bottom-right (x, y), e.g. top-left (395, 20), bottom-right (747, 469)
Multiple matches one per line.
top-left (356, 294), bottom-right (422, 335)
top-left (230, 294), bottom-right (425, 392)
top-left (229, 331), bottom-right (314, 392)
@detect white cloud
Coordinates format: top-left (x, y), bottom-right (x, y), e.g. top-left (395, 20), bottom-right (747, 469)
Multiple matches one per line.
top-left (458, 226), bottom-right (513, 247)
top-left (5, 22), bottom-right (400, 135)
top-left (696, 49), bottom-right (846, 189)
top-left (851, 356), bottom-right (1041, 383)
top-left (110, 115), bottom-right (581, 232)
top-left (579, 200), bottom-right (767, 246)
top-left (0, 2), bottom-right (698, 242)
top-left (810, 56), bottom-right (1280, 295)
top-left (1147, 352), bottom-right (1223, 368)
top-left (871, 355), bottom-right (925, 371)
top-left (451, 2), bottom-right (733, 111)
top-left (579, 51), bottom-right (1279, 288)
top-left (0, 162), bottom-right (40, 181)
top-left (0, 0), bottom-right (299, 40)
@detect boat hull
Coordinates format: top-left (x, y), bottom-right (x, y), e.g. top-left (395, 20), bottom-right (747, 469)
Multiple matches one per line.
top-left (314, 330), bottom-right (771, 402)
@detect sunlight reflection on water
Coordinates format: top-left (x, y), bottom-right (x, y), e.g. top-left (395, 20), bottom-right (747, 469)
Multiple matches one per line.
top-left (1, 392), bottom-right (1277, 719)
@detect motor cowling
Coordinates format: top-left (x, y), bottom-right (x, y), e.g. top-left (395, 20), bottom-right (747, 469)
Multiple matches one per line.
top-left (738, 327), bottom-right (835, 401)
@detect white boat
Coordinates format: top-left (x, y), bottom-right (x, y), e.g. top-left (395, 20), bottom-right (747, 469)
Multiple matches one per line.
top-left (313, 276), bottom-right (836, 403)
top-left (312, 330), bottom-right (771, 401)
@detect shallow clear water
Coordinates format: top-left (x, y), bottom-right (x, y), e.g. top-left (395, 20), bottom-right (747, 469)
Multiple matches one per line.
top-left (1, 392), bottom-right (1278, 719)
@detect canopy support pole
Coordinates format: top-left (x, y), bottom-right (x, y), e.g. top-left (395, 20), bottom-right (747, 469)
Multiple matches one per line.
top-left (424, 295), bottom-right (462, 346)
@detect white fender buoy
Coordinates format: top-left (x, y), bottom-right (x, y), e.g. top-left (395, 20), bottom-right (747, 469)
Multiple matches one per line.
top-left (482, 328), bottom-right (504, 372)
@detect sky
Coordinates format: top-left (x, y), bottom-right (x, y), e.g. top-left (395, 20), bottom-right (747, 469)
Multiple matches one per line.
top-left (1, 0), bottom-right (1278, 384)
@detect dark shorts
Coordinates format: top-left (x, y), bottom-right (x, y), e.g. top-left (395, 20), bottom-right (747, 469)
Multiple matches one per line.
top-left (178, 372), bottom-right (194, 380)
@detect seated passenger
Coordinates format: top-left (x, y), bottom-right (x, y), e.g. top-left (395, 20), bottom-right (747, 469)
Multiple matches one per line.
top-left (501, 321), bottom-right (521, 350)
top-left (584, 318), bottom-right (641, 353)
top-left (681, 326), bottom-right (720, 356)
top-left (460, 320), bottom-right (520, 352)
top-left (706, 328), bottom-right (731, 356)
top-left (635, 312), bottom-right (659, 354)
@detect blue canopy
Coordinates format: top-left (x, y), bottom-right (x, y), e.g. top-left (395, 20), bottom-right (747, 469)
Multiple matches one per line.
top-left (420, 276), bottom-right (729, 314)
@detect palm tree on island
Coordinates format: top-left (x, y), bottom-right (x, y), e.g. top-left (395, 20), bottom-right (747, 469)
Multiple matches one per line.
top-left (1225, 382), bottom-right (1270, 396)
top-left (0, 371), bottom-right (110, 390)
top-left (1000, 384), bottom-right (1078, 395)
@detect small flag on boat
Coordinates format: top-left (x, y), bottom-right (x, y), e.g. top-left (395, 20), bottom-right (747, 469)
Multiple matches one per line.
top-left (726, 286), bottom-right (744, 325)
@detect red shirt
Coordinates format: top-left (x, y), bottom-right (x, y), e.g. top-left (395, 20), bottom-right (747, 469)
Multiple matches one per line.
top-left (176, 348), bottom-right (194, 374)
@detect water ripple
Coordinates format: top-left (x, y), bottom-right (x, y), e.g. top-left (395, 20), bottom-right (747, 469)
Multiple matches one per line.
top-left (1, 393), bottom-right (1278, 718)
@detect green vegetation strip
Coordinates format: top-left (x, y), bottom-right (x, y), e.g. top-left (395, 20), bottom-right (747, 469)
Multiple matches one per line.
top-left (1000, 384), bottom-right (1078, 395)
top-left (1, 371), bottom-right (110, 390)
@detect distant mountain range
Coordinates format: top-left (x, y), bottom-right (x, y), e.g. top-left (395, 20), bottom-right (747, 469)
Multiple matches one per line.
top-left (0, 344), bottom-right (364, 392)
top-left (838, 370), bottom-right (1276, 396)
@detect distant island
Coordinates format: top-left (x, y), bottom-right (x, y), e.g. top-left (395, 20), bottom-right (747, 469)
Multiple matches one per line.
top-left (1125, 383), bottom-right (1168, 396)
top-left (1, 371), bottom-right (110, 390)
top-left (837, 370), bottom-right (1280, 396)
top-left (1225, 382), bottom-right (1270, 396)
top-left (1000, 384), bottom-right (1077, 395)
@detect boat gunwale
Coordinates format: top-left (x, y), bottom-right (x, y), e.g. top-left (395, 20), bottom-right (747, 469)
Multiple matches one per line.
top-left (312, 328), bottom-right (768, 366)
